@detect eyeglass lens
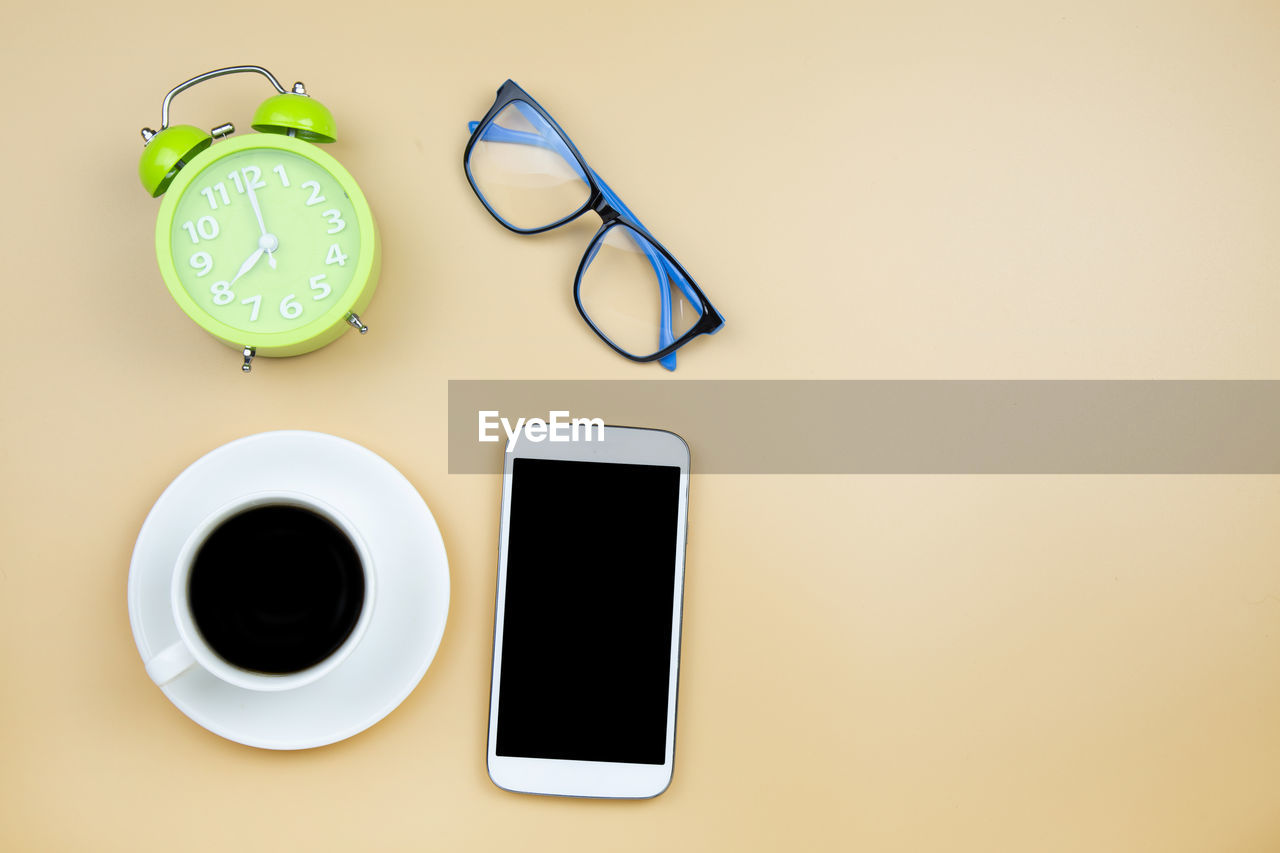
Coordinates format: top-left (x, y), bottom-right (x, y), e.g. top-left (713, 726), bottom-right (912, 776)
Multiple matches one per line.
top-left (578, 223), bottom-right (701, 359)
top-left (468, 101), bottom-right (590, 231)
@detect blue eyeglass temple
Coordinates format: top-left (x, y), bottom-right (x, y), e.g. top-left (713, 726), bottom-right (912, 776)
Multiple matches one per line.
top-left (468, 105), bottom-right (703, 371)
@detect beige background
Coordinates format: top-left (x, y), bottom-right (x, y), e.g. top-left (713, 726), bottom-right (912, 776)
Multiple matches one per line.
top-left (3, 0), bottom-right (1280, 849)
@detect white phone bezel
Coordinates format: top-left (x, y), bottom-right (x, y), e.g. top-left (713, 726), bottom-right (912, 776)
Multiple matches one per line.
top-left (486, 425), bottom-right (690, 799)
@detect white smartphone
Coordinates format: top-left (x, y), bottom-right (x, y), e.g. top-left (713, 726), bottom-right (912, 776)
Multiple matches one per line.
top-left (486, 425), bottom-right (691, 799)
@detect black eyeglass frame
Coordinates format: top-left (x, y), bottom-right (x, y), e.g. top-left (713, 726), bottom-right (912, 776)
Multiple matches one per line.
top-left (463, 79), bottom-right (724, 364)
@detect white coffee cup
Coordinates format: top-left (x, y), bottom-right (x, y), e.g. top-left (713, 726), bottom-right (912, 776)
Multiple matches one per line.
top-left (144, 490), bottom-right (376, 692)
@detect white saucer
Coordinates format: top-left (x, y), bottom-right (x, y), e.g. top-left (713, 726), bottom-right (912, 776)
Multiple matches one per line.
top-left (127, 431), bottom-right (450, 750)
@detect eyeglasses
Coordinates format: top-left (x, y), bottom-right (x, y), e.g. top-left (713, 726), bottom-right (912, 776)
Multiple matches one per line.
top-left (463, 80), bottom-right (724, 371)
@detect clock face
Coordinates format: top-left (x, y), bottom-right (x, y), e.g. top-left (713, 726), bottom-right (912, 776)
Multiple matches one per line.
top-left (160, 136), bottom-right (373, 346)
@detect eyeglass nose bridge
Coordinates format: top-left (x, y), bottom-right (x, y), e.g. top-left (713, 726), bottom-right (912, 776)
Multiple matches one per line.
top-left (589, 192), bottom-right (622, 224)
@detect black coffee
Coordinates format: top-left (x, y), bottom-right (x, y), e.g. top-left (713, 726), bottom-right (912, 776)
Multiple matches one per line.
top-left (189, 505), bottom-right (364, 675)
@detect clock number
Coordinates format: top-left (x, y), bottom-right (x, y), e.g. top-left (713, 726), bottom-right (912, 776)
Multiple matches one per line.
top-left (280, 294), bottom-right (303, 320)
top-left (210, 280), bottom-right (234, 306)
top-left (321, 209), bottom-right (345, 234)
top-left (241, 166), bottom-right (266, 191)
top-left (309, 274), bottom-right (331, 300)
top-left (226, 168), bottom-right (264, 194)
top-left (181, 216), bottom-right (219, 243)
top-left (200, 182), bottom-right (231, 210)
top-left (302, 181), bottom-right (326, 206)
top-left (189, 251), bottom-right (213, 277)
top-left (241, 294), bottom-right (262, 322)
top-left (325, 243), bottom-right (348, 266)
top-left (273, 164), bottom-right (290, 187)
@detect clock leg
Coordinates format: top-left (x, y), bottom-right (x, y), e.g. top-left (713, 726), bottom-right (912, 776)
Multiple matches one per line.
top-left (241, 346), bottom-right (256, 373)
top-left (346, 313), bottom-right (369, 335)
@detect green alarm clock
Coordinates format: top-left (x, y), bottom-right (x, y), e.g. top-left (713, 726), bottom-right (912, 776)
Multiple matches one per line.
top-left (138, 65), bottom-right (379, 371)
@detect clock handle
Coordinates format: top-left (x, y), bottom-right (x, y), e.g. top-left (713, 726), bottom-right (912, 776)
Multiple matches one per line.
top-left (138, 66), bottom-right (296, 197)
top-left (156, 65), bottom-right (287, 131)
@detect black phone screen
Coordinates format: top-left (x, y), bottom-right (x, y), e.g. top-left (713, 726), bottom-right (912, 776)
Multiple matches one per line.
top-left (495, 457), bottom-right (683, 766)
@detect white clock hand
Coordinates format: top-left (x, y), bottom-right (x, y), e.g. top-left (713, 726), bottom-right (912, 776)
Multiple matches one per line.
top-left (244, 180), bottom-right (278, 270)
top-left (230, 247), bottom-right (265, 286)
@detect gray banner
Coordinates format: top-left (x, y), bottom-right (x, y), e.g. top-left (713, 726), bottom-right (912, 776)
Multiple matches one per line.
top-left (447, 381), bottom-right (1280, 474)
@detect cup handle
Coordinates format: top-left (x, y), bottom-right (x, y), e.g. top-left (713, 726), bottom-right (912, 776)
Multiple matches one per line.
top-left (145, 641), bottom-right (196, 686)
